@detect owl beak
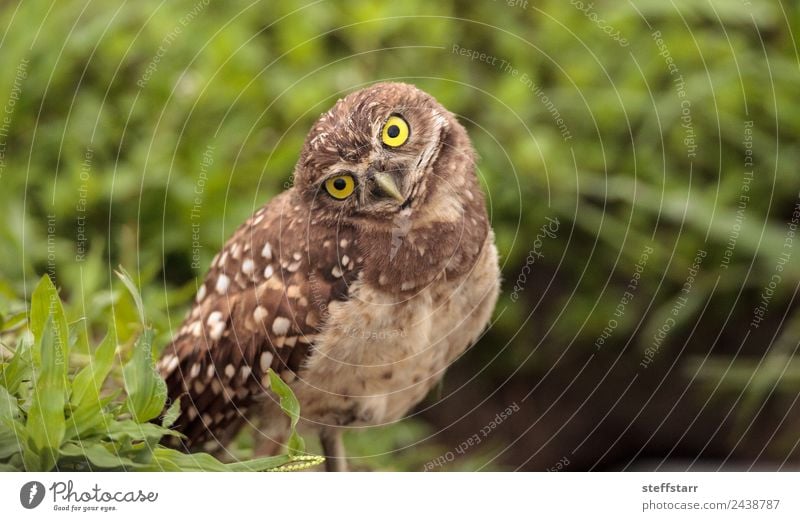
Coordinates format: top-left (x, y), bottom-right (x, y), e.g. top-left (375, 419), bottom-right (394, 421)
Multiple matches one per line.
top-left (370, 171), bottom-right (406, 204)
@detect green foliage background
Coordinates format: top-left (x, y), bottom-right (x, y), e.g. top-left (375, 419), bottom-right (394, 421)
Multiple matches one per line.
top-left (1, 0), bottom-right (799, 469)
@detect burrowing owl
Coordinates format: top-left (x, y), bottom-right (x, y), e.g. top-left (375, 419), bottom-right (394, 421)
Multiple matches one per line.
top-left (159, 82), bottom-right (500, 471)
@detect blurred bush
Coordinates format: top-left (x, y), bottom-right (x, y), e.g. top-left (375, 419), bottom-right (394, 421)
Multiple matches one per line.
top-left (1, 0), bottom-right (798, 469)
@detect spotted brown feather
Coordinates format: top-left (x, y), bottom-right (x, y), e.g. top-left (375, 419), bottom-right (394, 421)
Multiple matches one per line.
top-left (160, 191), bottom-right (360, 449)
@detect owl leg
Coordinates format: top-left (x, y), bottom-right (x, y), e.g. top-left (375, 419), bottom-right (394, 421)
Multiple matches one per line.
top-left (319, 428), bottom-right (347, 472)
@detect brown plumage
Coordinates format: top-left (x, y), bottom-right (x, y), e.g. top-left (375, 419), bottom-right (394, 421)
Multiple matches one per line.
top-left (158, 82), bottom-right (500, 470)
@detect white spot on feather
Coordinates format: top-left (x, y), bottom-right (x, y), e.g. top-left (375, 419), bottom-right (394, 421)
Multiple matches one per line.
top-left (241, 258), bottom-right (255, 275)
top-left (215, 274), bottom-right (230, 294)
top-left (260, 352), bottom-right (274, 372)
top-left (209, 321), bottom-right (225, 341)
top-left (190, 321), bottom-right (202, 337)
top-left (272, 316), bottom-right (291, 336)
top-left (162, 355), bottom-right (179, 374)
top-left (253, 306), bottom-right (268, 323)
top-left (207, 311), bottom-right (223, 326)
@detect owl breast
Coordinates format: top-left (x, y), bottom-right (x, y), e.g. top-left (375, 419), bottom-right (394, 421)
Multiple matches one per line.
top-left (289, 232), bottom-right (500, 429)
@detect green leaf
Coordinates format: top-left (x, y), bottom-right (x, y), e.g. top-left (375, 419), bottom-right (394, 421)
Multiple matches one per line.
top-left (64, 399), bottom-right (113, 441)
top-left (140, 448), bottom-right (320, 472)
top-left (0, 384), bottom-right (19, 421)
top-left (268, 368), bottom-right (305, 456)
top-left (122, 328), bottom-right (167, 423)
top-left (0, 310), bottom-right (27, 332)
top-left (0, 333), bottom-right (34, 395)
top-left (21, 444), bottom-right (41, 471)
top-left (25, 317), bottom-right (67, 471)
top-left (70, 330), bottom-right (116, 408)
top-left (0, 419), bottom-right (24, 459)
top-left (59, 442), bottom-right (139, 470)
top-left (66, 317), bottom-right (85, 352)
top-left (142, 447), bottom-right (228, 471)
top-left (104, 418), bottom-right (178, 443)
top-left (28, 275), bottom-right (70, 365)
top-left (162, 398), bottom-right (181, 428)
top-left (115, 267), bottom-right (145, 326)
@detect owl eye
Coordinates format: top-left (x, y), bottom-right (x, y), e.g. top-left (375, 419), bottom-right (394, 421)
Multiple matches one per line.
top-left (381, 115), bottom-right (410, 147)
top-left (324, 174), bottom-right (356, 200)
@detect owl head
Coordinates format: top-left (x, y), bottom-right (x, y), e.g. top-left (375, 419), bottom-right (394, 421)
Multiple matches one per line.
top-left (294, 82), bottom-right (479, 227)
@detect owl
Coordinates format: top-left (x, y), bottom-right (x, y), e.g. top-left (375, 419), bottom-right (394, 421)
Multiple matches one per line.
top-left (158, 82), bottom-right (500, 471)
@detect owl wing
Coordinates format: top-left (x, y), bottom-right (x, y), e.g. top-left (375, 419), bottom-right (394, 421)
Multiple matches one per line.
top-left (159, 191), bottom-right (360, 449)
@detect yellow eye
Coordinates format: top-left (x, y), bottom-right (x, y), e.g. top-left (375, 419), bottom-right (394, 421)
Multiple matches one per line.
top-left (324, 174), bottom-right (355, 200)
top-left (381, 115), bottom-right (410, 147)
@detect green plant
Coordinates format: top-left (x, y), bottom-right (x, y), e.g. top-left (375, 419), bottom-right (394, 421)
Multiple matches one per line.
top-left (0, 272), bottom-right (323, 471)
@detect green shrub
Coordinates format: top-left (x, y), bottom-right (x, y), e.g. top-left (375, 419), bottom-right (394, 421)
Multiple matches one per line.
top-left (0, 272), bottom-right (322, 472)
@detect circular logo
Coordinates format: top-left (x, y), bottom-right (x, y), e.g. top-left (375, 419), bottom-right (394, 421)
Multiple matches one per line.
top-left (20, 481), bottom-right (45, 509)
